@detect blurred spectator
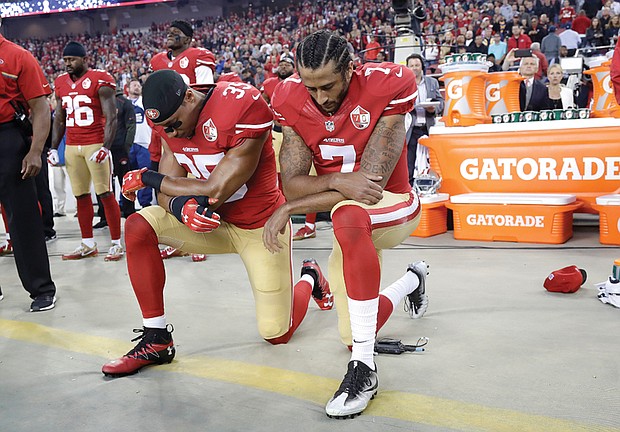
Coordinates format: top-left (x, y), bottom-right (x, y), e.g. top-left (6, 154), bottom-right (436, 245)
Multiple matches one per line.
top-left (559, 24), bottom-right (582, 55)
top-left (546, 63), bottom-right (575, 108)
top-left (518, 55), bottom-right (551, 111)
top-left (573, 10), bottom-right (593, 34)
top-left (584, 0), bottom-right (604, 18)
top-left (605, 14), bottom-right (620, 44)
top-left (559, 0), bottom-right (577, 25)
top-left (487, 53), bottom-right (503, 72)
top-left (527, 16), bottom-right (548, 43)
top-left (530, 42), bottom-right (549, 80)
top-left (467, 34), bottom-right (488, 54)
top-left (585, 17), bottom-right (609, 45)
top-left (489, 33), bottom-right (508, 64)
top-left (364, 36), bottom-right (381, 61)
top-left (508, 25), bottom-right (533, 50)
top-left (541, 26), bottom-right (562, 64)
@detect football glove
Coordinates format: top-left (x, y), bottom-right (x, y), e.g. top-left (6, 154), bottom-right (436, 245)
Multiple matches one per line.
top-left (170, 196), bottom-right (220, 233)
top-left (89, 146), bottom-right (111, 164)
top-left (47, 149), bottom-right (59, 166)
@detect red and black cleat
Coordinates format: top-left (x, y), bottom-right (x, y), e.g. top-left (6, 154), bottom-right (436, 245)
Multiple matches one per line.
top-left (301, 259), bottom-right (333, 310)
top-left (102, 325), bottom-right (175, 377)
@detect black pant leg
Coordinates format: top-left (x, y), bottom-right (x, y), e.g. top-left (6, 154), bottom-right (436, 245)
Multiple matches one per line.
top-left (34, 150), bottom-right (55, 237)
top-left (0, 126), bottom-right (55, 299)
top-left (112, 147), bottom-right (135, 217)
top-left (406, 126), bottom-right (428, 186)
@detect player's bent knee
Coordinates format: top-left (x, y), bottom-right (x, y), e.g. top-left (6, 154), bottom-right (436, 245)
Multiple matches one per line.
top-left (332, 204), bottom-right (370, 231)
top-left (124, 213), bottom-right (154, 243)
top-left (258, 320), bottom-right (288, 342)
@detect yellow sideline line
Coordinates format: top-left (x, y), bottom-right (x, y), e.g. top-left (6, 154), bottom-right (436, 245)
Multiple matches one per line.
top-left (0, 319), bottom-right (616, 432)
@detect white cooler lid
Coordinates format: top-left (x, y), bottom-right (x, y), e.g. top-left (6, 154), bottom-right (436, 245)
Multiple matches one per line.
top-left (596, 194), bottom-right (620, 205)
top-left (420, 193), bottom-right (450, 204)
top-left (450, 193), bottom-right (577, 205)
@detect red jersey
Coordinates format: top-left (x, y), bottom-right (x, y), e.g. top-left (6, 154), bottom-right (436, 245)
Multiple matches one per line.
top-left (154, 82), bottom-right (283, 229)
top-left (260, 76), bottom-right (281, 100)
top-left (271, 63), bottom-right (417, 195)
top-left (0, 35), bottom-right (51, 123)
top-left (53, 69), bottom-right (115, 146)
top-left (150, 47), bottom-right (216, 85)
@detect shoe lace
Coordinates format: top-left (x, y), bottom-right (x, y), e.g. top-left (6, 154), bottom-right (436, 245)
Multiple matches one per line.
top-left (337, 362), bottom-right (369, 395)
top-left (125, 325), bottom-right (173, 358)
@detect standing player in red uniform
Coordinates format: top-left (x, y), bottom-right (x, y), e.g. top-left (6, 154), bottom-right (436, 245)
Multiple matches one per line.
top-left (263, 30), bottom-right (430, 419)
top-left (101, 70), bottom-right (333, 377)
top-left (149, 20), bottom-right (216, 86)
top-left (261, 54), bottom-right (318, 241)
top-left (150, 20), bottom-right (216, 261)
top-left (50, 42), bottom-right (123, 261)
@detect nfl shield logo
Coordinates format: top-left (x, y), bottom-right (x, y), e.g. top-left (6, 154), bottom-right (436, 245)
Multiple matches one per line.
top-left (202, 119), bottom-right (218, 142)
top-left (325, 120), bottom-right (335, 132)
top-left (179, 57), bottom-right (189, 69)
top-left (350, 105), bottom-right (370, 130)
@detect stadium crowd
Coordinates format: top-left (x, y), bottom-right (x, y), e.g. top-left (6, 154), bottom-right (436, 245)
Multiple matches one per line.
top-left (13, 0), bottom-right (619, 88)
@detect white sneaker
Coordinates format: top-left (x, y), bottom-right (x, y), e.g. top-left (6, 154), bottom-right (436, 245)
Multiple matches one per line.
top-left (104, 244), bottom-right (125, 262)
top-left (325, 360), bottom-right (378, 419)
top-left (405, 261), bottom-right (429, 319)
top-left (62, 243), bottom-right (98, 260)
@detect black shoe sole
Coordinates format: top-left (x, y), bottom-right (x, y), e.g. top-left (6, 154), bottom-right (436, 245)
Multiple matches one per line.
top-left (326, 392), bottom-right (376, 419)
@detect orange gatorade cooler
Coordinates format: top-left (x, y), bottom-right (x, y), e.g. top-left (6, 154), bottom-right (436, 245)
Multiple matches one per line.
top-left (584, 60), bottom-right (620, 118)
top-left (440, 71), bottom-right (490, 126)
top-left (485, 72), bottom-right (523, 116)
top-left (593, 194), bottom-right (620, 245)
top-left (411, 193), bottom-right (449, 237)
top-left (446, 193), bottom-right (582, 244)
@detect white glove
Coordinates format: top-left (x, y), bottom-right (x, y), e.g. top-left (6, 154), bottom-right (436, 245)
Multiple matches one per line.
top-left (89, 146), bottom-right (110, 164)
top-left (47, 149), bottom-right (59, 166)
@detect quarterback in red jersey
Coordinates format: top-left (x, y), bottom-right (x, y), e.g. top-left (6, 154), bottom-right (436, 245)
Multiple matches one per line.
top-left (50, 42), bottom-right (123, 262)
top-left (149, 20), bottom-right (216, 85)
top-left (264, 30), bottom-right (430, 419)
top-left (101, 70), bottom-right (333, 377)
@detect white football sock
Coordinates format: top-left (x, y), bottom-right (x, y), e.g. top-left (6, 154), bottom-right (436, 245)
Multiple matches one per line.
top-left (348, 297), bottom-right (379, 369)
top-left (300, 273), bottom-right (315, 288)
top-left (380, 270), bottom-right (419, 309)
top-left (82, 238), bottom-right (96, 248)
top-left (143, 315), bottom-right (166, 329)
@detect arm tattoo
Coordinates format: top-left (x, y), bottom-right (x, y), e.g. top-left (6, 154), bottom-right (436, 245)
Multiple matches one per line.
top-left (280, 127), bottom-right (312, 181)
top-left (360, 116), bottom-right (405, 178)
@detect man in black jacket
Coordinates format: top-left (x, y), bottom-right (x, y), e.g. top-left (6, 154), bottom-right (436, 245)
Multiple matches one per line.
top-left (93, 87), bottom-right (136, 228)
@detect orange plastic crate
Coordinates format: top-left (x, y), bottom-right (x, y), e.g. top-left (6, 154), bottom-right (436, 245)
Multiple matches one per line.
top-left (593, 194), bottom-right (620, 245)
top-left (411, 193), bottom-right (449, 238)
top-left (446, 193), bottom-right (583, 244)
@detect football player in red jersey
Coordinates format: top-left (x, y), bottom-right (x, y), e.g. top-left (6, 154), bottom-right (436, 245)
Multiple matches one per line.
top-left (263, 30), bottom-right (430, 419)
top-left (101, 70), bottom-right (333, 377)
top-left (261, 54), bottom-right (318, 241)
top-left (50, 42), bottom-right (123, 262)
top-left (149, 20), bottom-right (216, 86)
top-left (150, 20), bottom-right (216, 261)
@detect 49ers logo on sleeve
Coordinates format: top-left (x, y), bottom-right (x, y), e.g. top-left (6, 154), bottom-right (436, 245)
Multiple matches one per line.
top-left (350, 105), bottom-right (370, 130)
top-left (202, 118), bottom-right (218, 141)
top-left (145, 109), bottom-right (160, 120)
top-left (82, 78), bottom-right (91, 89)
top-left (179, 57), bottom-right (189, 69)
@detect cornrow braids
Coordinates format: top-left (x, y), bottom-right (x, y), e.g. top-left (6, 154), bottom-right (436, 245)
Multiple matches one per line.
top-left (296, 30), bottom-right (352, 77)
